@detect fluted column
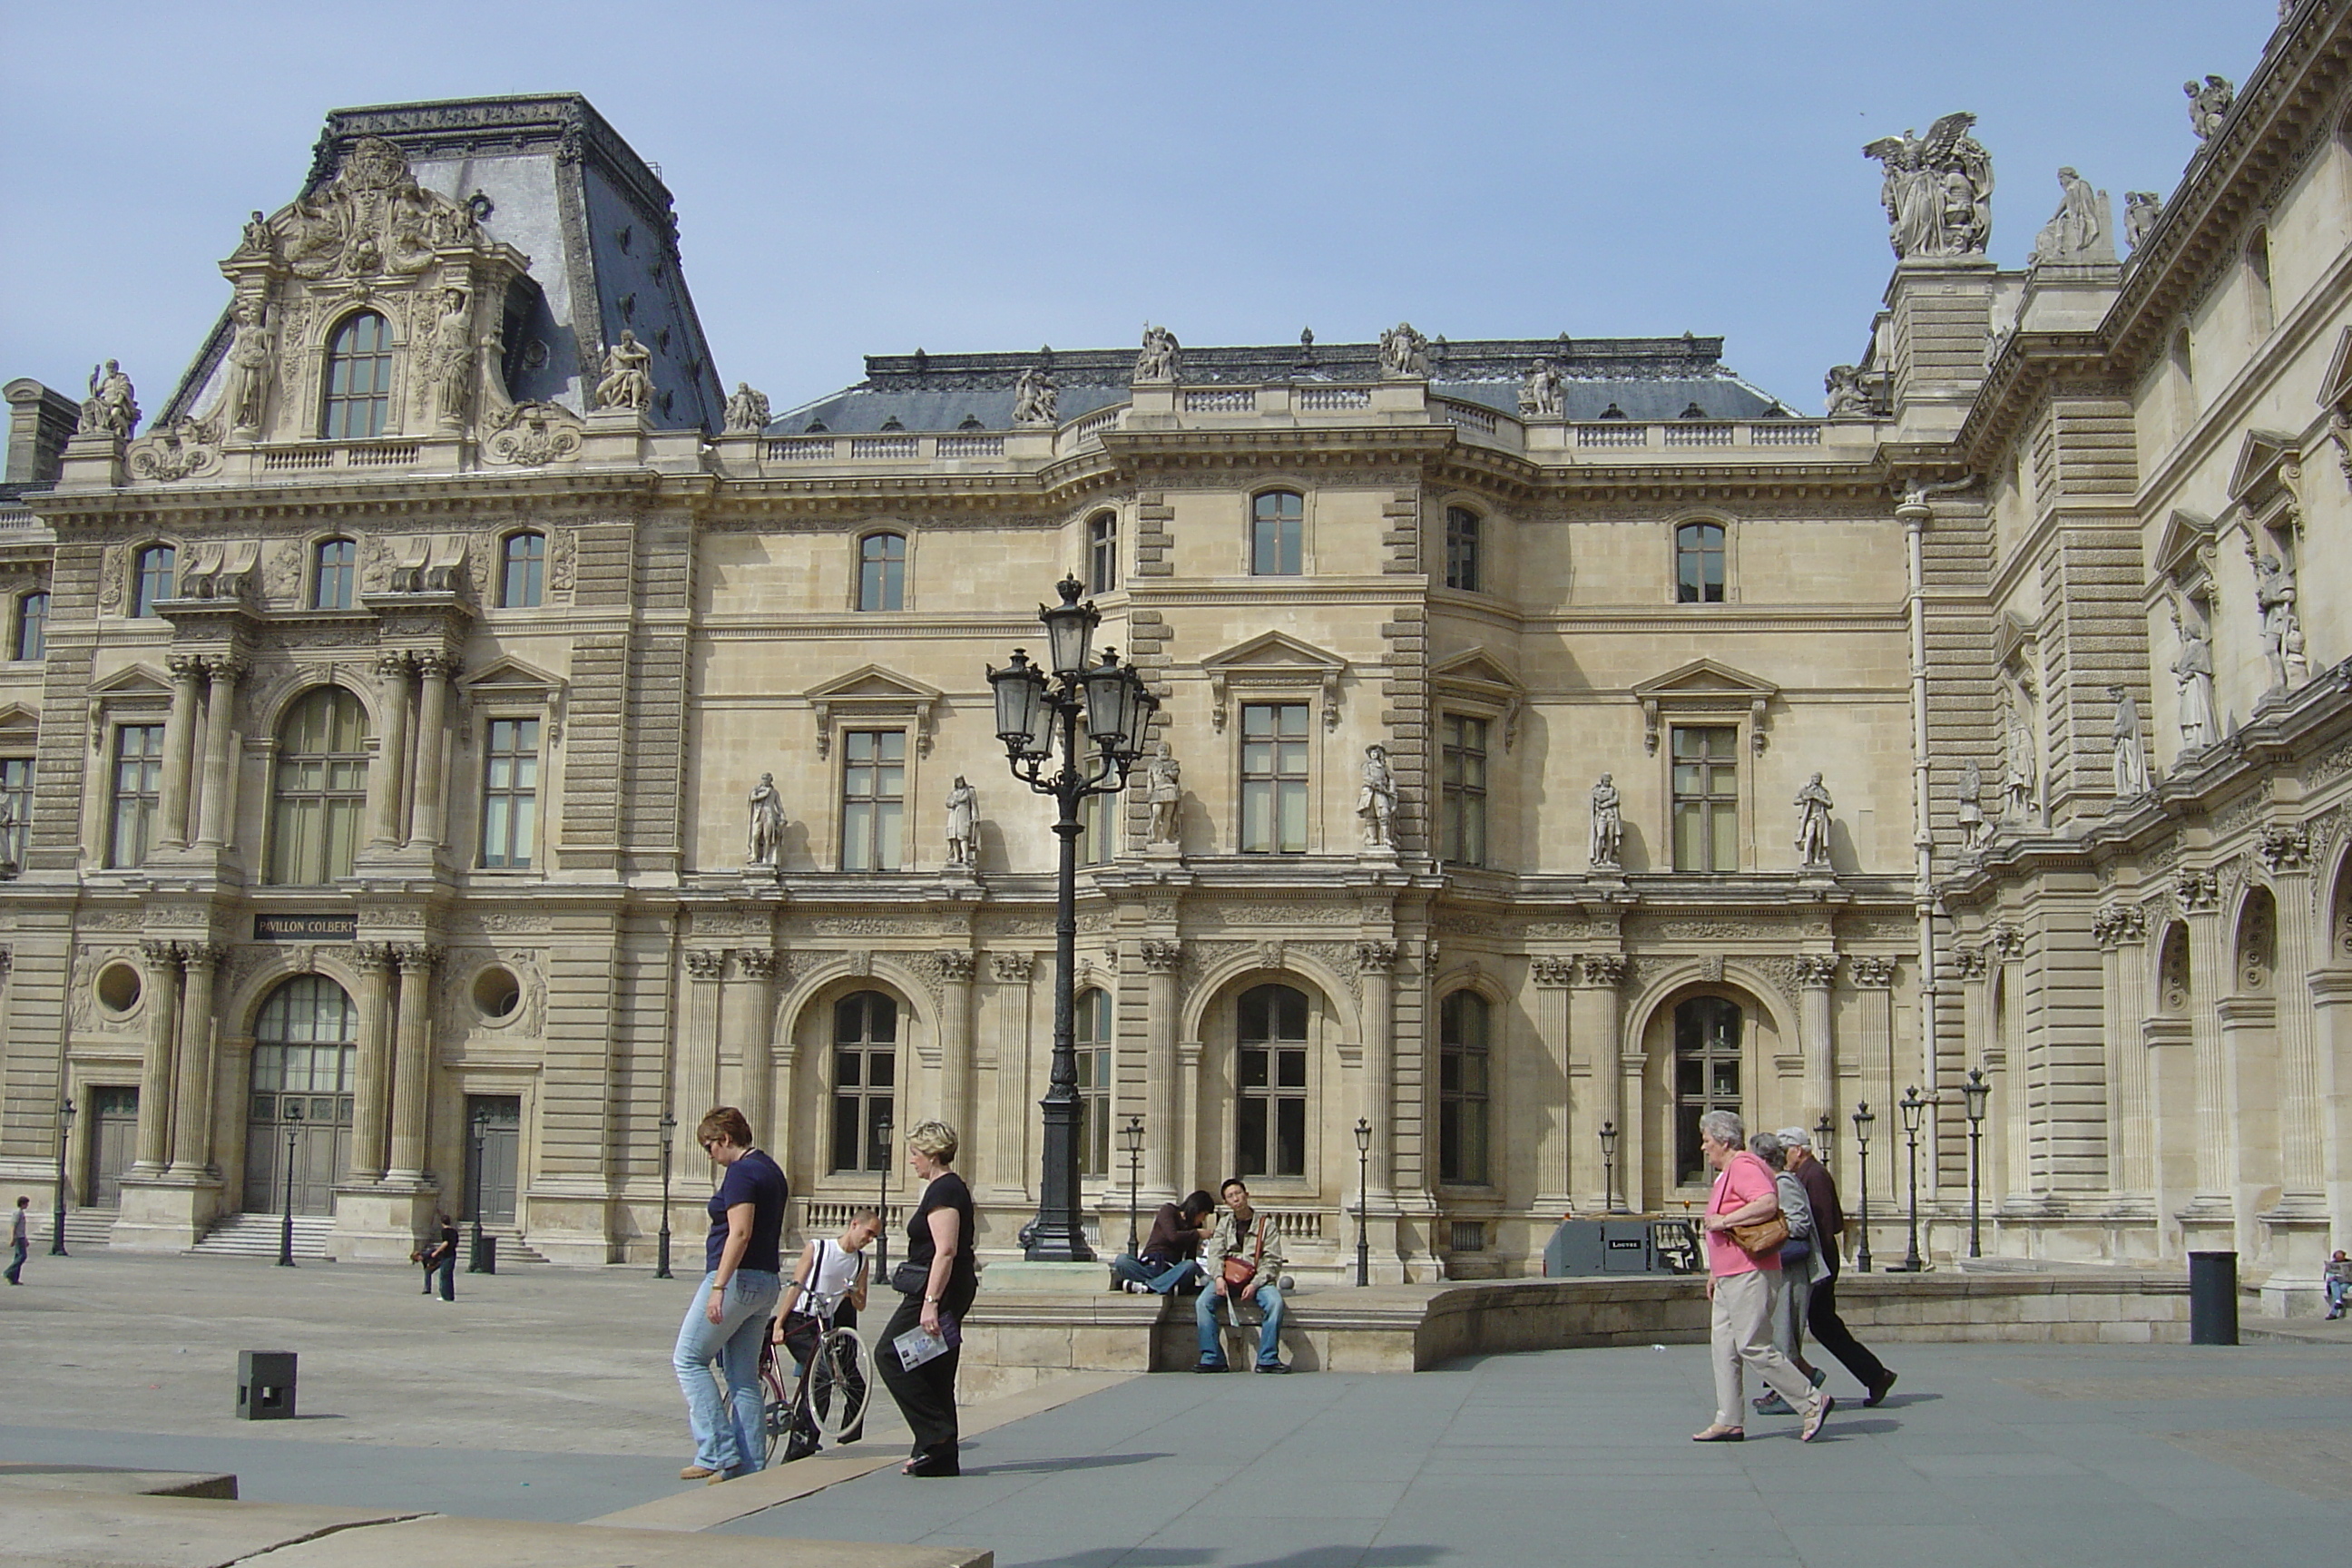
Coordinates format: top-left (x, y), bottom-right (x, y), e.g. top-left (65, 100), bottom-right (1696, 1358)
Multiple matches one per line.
top-left (166, 943), bottom-right (226, 1179)
top-left (1530, 956), bottom-right (1575, 1207)
top-left (385, 944), bottom-right (442, 1181)
top-left (2267, 836), bottom-right (2323, 1202)
top-left (348, 944), bottom-right (397, 1182)
top-left (2094, 907), bottom-right (2151, 1192)
top-left (158, 656), bottom-right (205, 850)
top-left (1356, 940), bottom-right (1397, 1202)
top-left (937, 950), bottom-right (975, 1152)
top-left (132, 941), bottom-right (183, 1171)
top-left (193, 659), bottom-right (245, 849)
top-left (408, 654), bottom-right (458, 849)
top-left (679, 950), bottom-right (726, 1187)
top-left (734, 949), bottom-right (780, 1149)
top-left (366, 653), bottom-right (413, 850)
top-left (1572, 956), bottom-right (1628, 1203)
top-left (1140, 940), bottom-right (1182, 1195)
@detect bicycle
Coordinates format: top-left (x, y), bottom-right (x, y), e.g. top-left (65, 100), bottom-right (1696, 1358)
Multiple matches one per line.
top-left (759, 1292), bottom-right (873, 1464)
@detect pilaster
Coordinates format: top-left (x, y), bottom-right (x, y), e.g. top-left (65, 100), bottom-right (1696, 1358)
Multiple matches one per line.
top-left (384, 943), bottom-right (442, 1183)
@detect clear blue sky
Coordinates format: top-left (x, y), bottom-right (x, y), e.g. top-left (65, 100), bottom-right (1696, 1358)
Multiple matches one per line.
top-left (1, 1), bottom-right (2273, 416)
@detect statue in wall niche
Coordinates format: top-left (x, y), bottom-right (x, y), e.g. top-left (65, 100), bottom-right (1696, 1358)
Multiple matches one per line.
top-left (722, 383), bottom-right (770, 434)
top-left (2110, 687), bottom-right (2151, 799)
top-left (1824, 365), bottom-right (1872, 418)
top-left (1013, 365), bottom-right (1058, 426)
top-left (2000, 686), bottom-right (2039, 822)
top-left (945, 776), bottom-right (979, 867)
top-left (1862, 112), bottom-right (1993, 260)
top-left (2251, 552), bottom-right (2308, 692)
top-left (1146, 743), bottom-right (1182, 844)
top-left (1517, 358), bottom-right (1564, 418)
top-left (1378, 322), bottom-right (1431, 379)
top-left (1794, 772), bottom-right (1835, 868)
top-left (1357, 743), bottom-right (1398, 849)
top-left (2026, 167), bottom-right (2105, 266)
top-left (1133, 324), bottom-right (1181, 385)
top-left (427, 289), bottom-right (475, 427)
top-left (221, 302), bottom-right (275, 435)
top-left (1589, 773), bottom-right (1623, 868)
top-left (2186, 76), bottom-right (2235, 142)
top-left (593, 329), bottom-right (655, 412)
top-left (2123, 192), bottom-right (2163, 254)
top-left (2171, 608), bottom-right (2218, 750)
top-left (76, 359), bottom-right (140, 440)
top-left (1956, 759), bottom-right (1991, 853)
top-left (747, 772), bottom-right (785, 865)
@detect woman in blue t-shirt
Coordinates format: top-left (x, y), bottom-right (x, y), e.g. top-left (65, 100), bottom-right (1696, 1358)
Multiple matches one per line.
top-left (671, 1106), bottom-right (787, 1483)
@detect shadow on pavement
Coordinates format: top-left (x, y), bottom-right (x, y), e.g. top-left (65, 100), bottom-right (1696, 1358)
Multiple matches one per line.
top-left (967, 1452), bottom-right (1172, 1476)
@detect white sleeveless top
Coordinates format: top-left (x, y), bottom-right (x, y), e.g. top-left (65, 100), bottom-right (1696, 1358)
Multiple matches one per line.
top-left (789, 1238), bottom-right (863, 1318)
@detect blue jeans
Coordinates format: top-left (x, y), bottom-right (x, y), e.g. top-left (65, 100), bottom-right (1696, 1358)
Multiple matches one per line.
top-left (1196, 1279), bottom-right (1284, 1367)
top-left (673, 1269), bottom-right (782, 1475)
top-left (1111, 1254), bottom-right (1200, 1294)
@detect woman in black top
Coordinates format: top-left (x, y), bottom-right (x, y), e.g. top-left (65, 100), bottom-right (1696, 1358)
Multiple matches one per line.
top-left (877, 1120), bottom-right (976, 1476)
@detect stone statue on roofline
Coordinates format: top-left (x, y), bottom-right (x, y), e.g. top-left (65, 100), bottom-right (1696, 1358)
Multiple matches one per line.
top-left (1378, 322), bottom-right (1431, 379)
top-left (1824, 365), bottom-right (1871, 418)
top-left (1133, 324), bottom-right (1181, 385)
top-left (1862, 112), bottom-right (1993, 260)
top-left (2026, 167), bottom-right (2112, 267)
top-left (593, 330), bottom-right (655, 412)
top-left (75, 360), bottom-right (140, 441)
top-left (1013, 364), bottom-right (1058, 426)
top-left (722, 383), bottom-right (770, 434)
top-left (2185, 76), bottom-right (2234, 142)
top-left (2123, 192), bottom-right (2163, 255)
top-left (221, 301), bottom-right (276, 435)
top-left (1517, 358), bottom-right (1563, 418)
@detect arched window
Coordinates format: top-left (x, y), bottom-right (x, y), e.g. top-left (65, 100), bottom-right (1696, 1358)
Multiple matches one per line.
top-left (858, 533), bottom-right (906, 611)
top-left (268, 688), bottom-right (370, 885)
top-left (1077, 987), bottom-right (1112, 1177)
top-left (313, 538), bottom-right (356, 611)
top-left (246, 974), bottom-right (358, 1215)
top-left (1673, 996), bottom-right (1742, 1185)
top-left (830, 990), bottom-right (897, 1173)
top-left (1251, 491), bottom-right (1303, 576)
top-left (11, 590), bottom-right (46, 661)
top-left (500, 532), bottom-right (545, 609)
top-left (132, 544), bottom-right (175, 616)
top-left (1445, 506), bottom-right (1482, 593)
top-left (1438, 991), bottom-right (1491, 1185)
top-left (1087, 512), bottom-right (1118, 594)
top-left (1236, 983), bottom-right (1308, 1178)
top-left (1675, 522), bottom-right (1725, 603)
top-left (321, 311), bottom-right (394, 439)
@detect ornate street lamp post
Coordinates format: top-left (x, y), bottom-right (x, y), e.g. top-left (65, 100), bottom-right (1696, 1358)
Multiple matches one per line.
top-left (1353, 1117), bottom-right (1372, 1288)
top-left (655, 1111), bottom-right (675, 1280)
top-left (1850, 1100), bottom-right (1875, 1273)
top-left (1598, 1121), bottom-right (1620, 1215)
top-left (277, 1100), bottom-right (303, 1269)
top-left (990, 577), bottom-right (1159, 1262)
top-left (1962, 1067), bottom-right (1991, 1259)
top-left (1120, 1114), bottom-right (1146, 1258)
top-left (50, 1095), bottom-right (74, 1258)
top-left (874, 1112), bottom-right (893, 1281)
top-left (467, 1108), bottom-right (490, 1273)
top-left (1895, 1085), bottom-right (1926, 1272)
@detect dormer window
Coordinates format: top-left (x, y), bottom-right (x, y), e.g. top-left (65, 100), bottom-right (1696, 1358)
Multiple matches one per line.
top-left (321, 311), bottom-right (394, 439)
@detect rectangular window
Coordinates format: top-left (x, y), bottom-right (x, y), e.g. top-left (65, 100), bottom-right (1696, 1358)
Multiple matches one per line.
top-left (1076, 988), bottom-right (1112, 1179)
top-left (840, 730), bottom-right (906, 871)
top-left (1438, 992), bottom-right (1491, 1185)
top-left (1239, 702), bottom-right (1308, 854)
top-left (1251, 492), bottom-right (1303, 575)
top-left (0, 756), bottom-right (30, 872)
top-left (480, 717), bottom-right (540, 869)
top-left (829, 993), bottom-right (897, 1173)
top-left (109, 723), bottom-right (165, 867)
top-left (1671, 725), bottom-right (1740, 872)
top-left (1236, 1041), bottom-right (1308, 1178)
top-left (1079, 780), bottom-right (1115, 867)
top-left (1439, 714), bottom-right (1487, 867)
top-left (1445, 507), bottom-right (1481, 593)
top-left (314, 540), bottom-right (356, 611)
top-left (1088, 514), bottom-right (1118, 594)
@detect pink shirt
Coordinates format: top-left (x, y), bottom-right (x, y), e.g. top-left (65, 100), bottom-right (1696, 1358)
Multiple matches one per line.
top-left (1705, 1151), bottom-right (1782, 1278)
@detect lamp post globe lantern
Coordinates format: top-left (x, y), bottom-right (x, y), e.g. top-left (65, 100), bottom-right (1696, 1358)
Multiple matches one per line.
top-left (1598, 1120), bottom-right (1620, 1214)
top-left (1353, 1117), bottom-right (1373, 1287)
top-left (277, 1099), bottom-right (303, 1269)
top-left (1962, 1067), bottom-right (1991, 1259)
top-left (1813, 1112), bottom-right (1835, 1167)
top-left (50, 1095), bottom-right (74, 1257)
top-left (1850, 1100), bottom-right (1875, 1273)
top-left (655, 1110), bottom-right (676, 1280)
top-left (1896, 1085), bottom-right (1926, 1272)
top-left (1120, 1114), bottom-right (1146, 1258)
top-left (990, 575), bottom-right (1159, 1263)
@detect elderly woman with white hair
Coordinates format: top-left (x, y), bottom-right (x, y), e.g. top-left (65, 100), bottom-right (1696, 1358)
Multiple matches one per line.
top-left (1693, 1109), bottom-right (1833, 1443)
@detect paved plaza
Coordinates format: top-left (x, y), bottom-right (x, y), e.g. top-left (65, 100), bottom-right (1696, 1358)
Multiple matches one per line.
top-left (5, 1252), bottom-right (2352, 1564)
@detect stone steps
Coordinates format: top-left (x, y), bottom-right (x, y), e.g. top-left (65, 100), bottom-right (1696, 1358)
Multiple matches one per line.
top-left (188, 1213), bottom-right (334, 1260)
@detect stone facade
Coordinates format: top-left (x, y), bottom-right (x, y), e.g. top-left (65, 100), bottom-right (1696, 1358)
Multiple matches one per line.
top-left (0, 9), bottom-right (2347, 1301)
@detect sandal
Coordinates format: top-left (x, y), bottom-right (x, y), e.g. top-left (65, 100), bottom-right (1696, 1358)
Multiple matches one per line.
top-left (1690, 1426), bottom-right (1745, 1443)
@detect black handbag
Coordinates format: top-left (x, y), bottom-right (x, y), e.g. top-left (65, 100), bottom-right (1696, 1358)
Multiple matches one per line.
top-left (890, 1259), bottom-right (931, 1296)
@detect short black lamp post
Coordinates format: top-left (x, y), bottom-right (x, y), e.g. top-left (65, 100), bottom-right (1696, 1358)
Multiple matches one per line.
top-left (1850, 1100), bottom-right (1875, 1273)
top-left (1894, 1085), bottom-right (1926, 1272)
top-left (1120, 1114), bottom-right (1146, 1258)
top-left (277, 1100), bottom-right (303, 1269)
top-left (50, 1095), bottom-right (74, 1257)
top-left (874, 1112), bottom-right (893, 1281)
top-left (989, 577), bottom-right (1159, 1262)
top-left (1598, 1121), bottom-right (1621, 1214)
top-left (655, 1111), bottom-right (676, 1279)
top-left (1962, 1067), bottom-right (1991, 1259)
top-left (1353, 1117), bottom-right (1373, 1288)
top-left (467, 1108), bottom-right (491, 1274)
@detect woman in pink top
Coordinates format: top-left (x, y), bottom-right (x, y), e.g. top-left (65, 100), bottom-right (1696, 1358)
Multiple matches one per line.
top-left (1692, 1110), bottom-right (1833, 1443)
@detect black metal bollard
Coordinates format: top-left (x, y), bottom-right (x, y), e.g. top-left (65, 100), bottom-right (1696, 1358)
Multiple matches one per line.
top-left (470, 1232), bottom-right (496, 1275)
top-left (2189, 1250), bottom-right (2239, 1345)
top-left (237, 1350), bottom-right (297, 1419)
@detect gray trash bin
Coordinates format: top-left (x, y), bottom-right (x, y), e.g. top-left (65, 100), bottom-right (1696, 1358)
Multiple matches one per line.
top-left (2189, 1250), bottom-right (2239, 1345)
top-left (237, 1350), bottom-right (297, 1420)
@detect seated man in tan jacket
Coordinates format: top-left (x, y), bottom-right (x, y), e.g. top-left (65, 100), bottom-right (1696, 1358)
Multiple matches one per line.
top-left (1195, 1178), bottom-right (1289, 1373)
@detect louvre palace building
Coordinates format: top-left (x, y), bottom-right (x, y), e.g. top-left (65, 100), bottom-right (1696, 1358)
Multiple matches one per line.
top-left (3, 2), bottom-right (2348, 1308)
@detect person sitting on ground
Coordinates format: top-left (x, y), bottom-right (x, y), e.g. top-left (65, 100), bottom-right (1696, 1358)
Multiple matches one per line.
top-left (1112, 1190), bottom-right (1215, 1295)
top-left (773, 1208), bottom-right (877, 1454)
top-left (2327, 1250), bottom-right (2351, 1320)
top-left (1195, 1178), bottom-right (1289, 1373)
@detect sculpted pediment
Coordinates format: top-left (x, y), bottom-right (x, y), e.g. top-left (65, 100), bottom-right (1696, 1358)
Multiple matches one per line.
top-left (2322, 326), bottom-right (2352, 414)
top-left (1991, 611), bottom-right (2036, 671)
top-left (89, 664), bottom-right (174, 710)
top-left (464, 655), bottom-right (566, 699)
top-left (2226, 429), bottom-right (2301, 507)
top-left (1630, 658), bottom-right (1777, 755)
top-left (1199, 631), bottom-right (1346, 731)
top-left (1430, 647), bottom-right (1526, 749)
top-left (2151, 508), bottom-right (2216, 589)
top-left (0, 701), bottom-right (38, 740)
top-left (806, 665), bottom-right (943, 756)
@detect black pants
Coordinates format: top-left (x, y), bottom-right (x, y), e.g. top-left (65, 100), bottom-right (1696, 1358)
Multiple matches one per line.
top-left (1805, 1260), bottom-right (1886, 1387)
top-left (877, 1290), bottom-right (964, 1456)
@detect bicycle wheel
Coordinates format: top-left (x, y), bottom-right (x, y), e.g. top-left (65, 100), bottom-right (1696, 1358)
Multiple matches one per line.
top-left (808, 1325), bottom-right (872, 1443)
top-left (758, 1338), bottom-right (794, 1463)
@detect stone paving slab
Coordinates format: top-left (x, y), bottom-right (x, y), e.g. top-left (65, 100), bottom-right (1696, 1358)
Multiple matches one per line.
top-left (0, 1465), bottom-right (238, 1500)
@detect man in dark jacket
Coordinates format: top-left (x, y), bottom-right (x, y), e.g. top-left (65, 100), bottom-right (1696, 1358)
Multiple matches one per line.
top-left (1781, 1128), bottom-right (1897, 1406)
top-left (1111, 1190), bottom-right (1214, 1295)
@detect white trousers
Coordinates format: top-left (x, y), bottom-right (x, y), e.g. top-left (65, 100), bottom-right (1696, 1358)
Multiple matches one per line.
top-left (1710, 1268), bottom-right (1824, 1428)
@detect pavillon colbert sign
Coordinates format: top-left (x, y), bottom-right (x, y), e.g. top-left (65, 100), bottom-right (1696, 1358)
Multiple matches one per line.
top-left (253, 914), bottom-right (358, 942)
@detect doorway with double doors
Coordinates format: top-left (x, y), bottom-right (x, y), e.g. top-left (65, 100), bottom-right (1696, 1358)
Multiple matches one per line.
top-left (465, 1095), bottom-right (522, 1226)
top-left (85, 1086), bottom-right (139, 1208)
top-left (242, 975), bottom-right (357, 1217)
